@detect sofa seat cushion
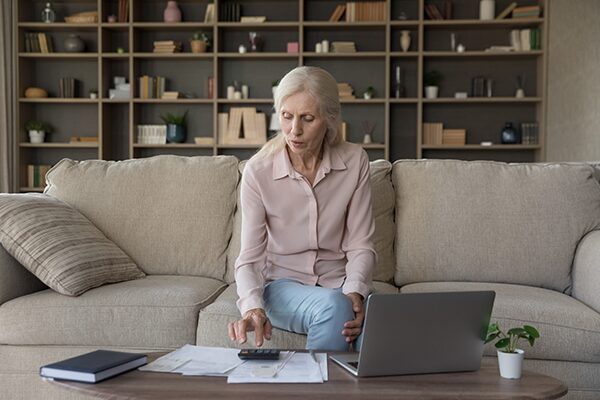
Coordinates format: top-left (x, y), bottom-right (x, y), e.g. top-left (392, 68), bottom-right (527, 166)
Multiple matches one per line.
top-left (400, 282), bottom-right (600, 363)
top-left (392, 160), bottom-right (600, 293)
top-left (196, 281), bottom-right (398, 349)
top-left (0, 276), bottom-right (226, 348)
top-left (45, 156), bottom-right (239, 279)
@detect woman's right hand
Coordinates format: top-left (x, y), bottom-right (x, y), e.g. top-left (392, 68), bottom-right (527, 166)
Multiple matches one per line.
top-left (228, 308), bottom-right (272, 347)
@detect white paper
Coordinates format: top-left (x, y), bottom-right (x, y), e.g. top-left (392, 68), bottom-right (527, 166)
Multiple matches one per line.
top-left (139, 345), bottom-right (245, 376)
top-left (227, 352), bottom-right (327, 384)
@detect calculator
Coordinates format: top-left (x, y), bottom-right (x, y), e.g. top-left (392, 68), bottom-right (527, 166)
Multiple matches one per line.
top-left (238, 349), bottom-right (281, 360)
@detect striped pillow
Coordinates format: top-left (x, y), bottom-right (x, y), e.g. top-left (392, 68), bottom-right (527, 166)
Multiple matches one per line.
top-left (0, 193), bottom-right (145, 296)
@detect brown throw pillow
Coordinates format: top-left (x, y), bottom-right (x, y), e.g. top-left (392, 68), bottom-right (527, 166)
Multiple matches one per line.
top-left (0, 193), bottom-right (145, 296)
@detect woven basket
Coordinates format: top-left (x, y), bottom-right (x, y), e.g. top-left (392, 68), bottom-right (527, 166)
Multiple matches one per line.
top-left (64, 11), bottom-right (98, 23)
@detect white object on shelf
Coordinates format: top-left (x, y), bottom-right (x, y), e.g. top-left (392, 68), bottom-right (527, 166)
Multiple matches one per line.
top-left (479, 0), bottom-right (495, 20)
top-left (241, 85), bottom-right (249, 99)
top-left (321, 39), bottom-right (329, 53)
top-left (480, 141), bottom-right (493, 146)
top-left (29, 130), bottom-right (45, 144)
top-left (233, 91), bottom-right (242, 100)
top-left (454, 92), bottom-right (468, 99)
top-left (315, 43), bottom-right (322, 53)
top-left (425, 86), bottom-right (439, 99)
top-left (456, 44), bottom-right (466, 53)
top-left (238, 44), bottom-right (247, 54)
top-left (227, 86), bottom-right (235, 100)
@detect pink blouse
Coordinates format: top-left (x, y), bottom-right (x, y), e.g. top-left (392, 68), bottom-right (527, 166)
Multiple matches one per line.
top-left (234, 141), bottom-right (376, 315)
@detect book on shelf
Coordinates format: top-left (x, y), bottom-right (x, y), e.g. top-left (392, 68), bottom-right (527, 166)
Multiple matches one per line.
top-left (512, 5), bottom-right (541, 18)
top-left (240, 16), bottom-right (266, 23)
top-left (219, 3), bottom-right (241, 22)
top-left (329, 4), bottom-right (346, 22)
top-left (118, 0), bottom-right (129, 22)
top-left (70, 136), bottom-right (98, 143)
top-left (338, 83), bottom-right (355, 99)
top-left (331, 41), bottom-right (356, 53)
top-left (138, 75), bottom-right (166, 99)
top-left (40, 350), bottom-right (147, 383)
top-left (59, 77), bottom-right (77, 98)
top-left (510, 28), bottom-right (541, 51)
top-left (442, 129), bottom-right (466, 145)
top-left (161, 91), bottom-right (179, 99)
top-left (153, 41), bottom-right (182, 53)
top-left (422, 122), bottom-right (444, 145)
top-left (520, 122), bottom-right (539, 144)
top-left (220, 107), bottom-right (267, 145)
top-left (27, 165), bottom-right (51, 188)
top-left (345, 2), bottom-right (385, 22)
top-left (25, 32), bottom-right (53, 53)
top-left (496, 2), bottom-right (517, 19)
top-left (204, 3), bottom-right (215, 23)
top-left (425, 3), bottom-right (444, 20)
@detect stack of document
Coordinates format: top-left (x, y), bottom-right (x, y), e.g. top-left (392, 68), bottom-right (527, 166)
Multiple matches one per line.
top-left (139, 345), bottom-right (327, 383)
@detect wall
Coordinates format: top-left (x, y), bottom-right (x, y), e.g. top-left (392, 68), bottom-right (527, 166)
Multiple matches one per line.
top-left (546, 0), bottom-right (600, 161)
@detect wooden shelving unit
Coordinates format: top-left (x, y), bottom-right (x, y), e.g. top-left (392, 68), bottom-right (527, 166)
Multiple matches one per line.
top-left (13, 0), bottom-right (548, 192)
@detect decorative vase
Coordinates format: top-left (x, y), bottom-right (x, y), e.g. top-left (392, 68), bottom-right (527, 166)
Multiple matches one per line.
top-left (190, 40), bottom-right (207, 53)
top-left (501, 122), bottom-right (520, 144)
top-left (164, 1), bottom-right (182, 23)
top-left (515, 88), bottom-right (525, 98)
top-left (479, 0), bottom-right (495, 20)
top-left (248, 32), bottom-right (263, 52)
top-left (41, 2), bottom-right (55, 23)
top-left (64, 34), bottom-right (85, 52)
top-left (29, 130), bottom-right (46, 144)
top-left (497, 349), bottom-right (524, 379)
top-left (166, 124), bottom-right (186, 143)
top-left (425, 86), bottom-right (439, 99)
top-left (400, 30), bottom-right (411, 52)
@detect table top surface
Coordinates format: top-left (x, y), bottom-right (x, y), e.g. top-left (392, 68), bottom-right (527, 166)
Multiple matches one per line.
top-left (49, 353), bottom-right (567, 400)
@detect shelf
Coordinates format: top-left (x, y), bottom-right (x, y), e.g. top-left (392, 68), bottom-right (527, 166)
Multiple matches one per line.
top-left (19, 53), bottom-right (100, 59)
top-left (389, 20), bottom-right (421, 27)
top-left (423, 18), bottom-right (544, 28)
top-left (18, 22), bottom-right (98, 29)
top-left (102, 99), bottom-right (131, 103)
top-left (423, 97), bottom-right (542, 103)
top-left (303, 52), bottom-right (386, 58)
top-left (134, 144), bottom-right (214, 148)
top-left (133, 22), bottom-right (214, 29)
top-left (101, 23), bottom-right (130, 30)
top-left (390, 98), bottom-right (419, 104)
top-left (423, 51), bottom-right (543, 58)
top-left (303, 21), bottom-right (386, 27)
top-left (218, 99), bottom-right (273, 104)
top-left (422, 144), bottom-right (541, 150)
top-left (134, 99), bottom-right (214, 103)
top-left (20, 187), bottom-right (45, 192)
top-left (102, 53), bottom-right (131, 58)
top-left (19, 98), bottom-right (100, 103)
top-left (133, 53), bottom-right (214, 59)
top-left (389, 51), bottom-right (419, 57)
top-left (19, 142), bottom-right (99, 148)
top-left (217, 52), bottom-right (298, 59)
top-left (218, 22), bottom-right (299, 29)
top-left (341, 99), bottom-right (386, 104)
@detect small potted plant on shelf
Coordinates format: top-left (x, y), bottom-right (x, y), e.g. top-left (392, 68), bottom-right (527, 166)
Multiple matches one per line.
top-left (424, 70), bottom-right (443, 99)
top-left (25, 120), bottom-right (52, 144)
top-left (363, 86), bottom-right (375, 100)
top-left (190, 32), bottom-right (211, 53)
top-left (161, 110), bottom-right (188, 143)
top-left (485, 322), bottom-right (540, 379)
top-left (89, 88), bottom-right (98, 99)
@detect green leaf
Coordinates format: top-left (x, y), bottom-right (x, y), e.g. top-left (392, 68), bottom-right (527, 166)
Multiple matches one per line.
top-left (485, 332), bottom-right (499, 343)
top-left (507, 328), bottom-right (526, 336)
top-left (527, 337), bottom-right (535, 347)
top-left (524, 325), bottom-right (540, 338)
top-left (487, 323), bottom-right (500, 335)
top-left (495, 338), bottom-right (510, 350)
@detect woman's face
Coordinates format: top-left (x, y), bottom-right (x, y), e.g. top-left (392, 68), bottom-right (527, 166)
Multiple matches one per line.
top-left (279, 91), bottom-right (327, 157)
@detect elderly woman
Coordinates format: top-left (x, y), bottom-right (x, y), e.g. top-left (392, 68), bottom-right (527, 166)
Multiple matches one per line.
top-left (227, 66), bottom-right (376, 351)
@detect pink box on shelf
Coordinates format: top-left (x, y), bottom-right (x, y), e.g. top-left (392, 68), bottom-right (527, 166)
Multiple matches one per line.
top-left (287, 42), bottom-right (299, 53)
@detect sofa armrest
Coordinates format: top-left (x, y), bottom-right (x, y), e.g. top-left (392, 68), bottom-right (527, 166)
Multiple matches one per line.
top-left (572, 230), bottom-right (600, 313)
top-left (0, 246), bottom-right (47, 305)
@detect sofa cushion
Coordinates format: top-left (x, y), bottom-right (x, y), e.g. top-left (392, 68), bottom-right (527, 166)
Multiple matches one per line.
top-left (0, 193), bottom-right (144, 296)
top-left (44, 156), bottom-right (239, 279)
top-left (196, 281), bottom-right (398, 349)
top-left (225, 159), bottom-right (396, 283)
top-left (0, 276), bottom-right (226, 348)
top-left (392, 160), bottom-right (600, 292)
top-left (400, 282), bottom-right (600, 363)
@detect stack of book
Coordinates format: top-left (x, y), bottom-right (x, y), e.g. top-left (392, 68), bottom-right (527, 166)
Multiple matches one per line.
top-left (422, 122), bottom-right (444, 145)
top-left (219, 3), bottom-right (241, 22)
top-left (138, 75), bottom-right (166, 99)
top-left (332, 41), bottom-right (356, 53)
top-left (338, 83), bottom-right (355, 100)
top-left (137, 125), bottom-right (167, 144)
top-left (521, 122), bottom-right (539, 144)
top-left (510, 28), bottom-right (541, 51)
top-left (512, 5), bottom-right (542, 18)
top-left (344, 1), bottom-right (386, 22)
top-left (217, 107), bottom-right (267, 145)
top-left (153, 41), bottom-right (182, 53)
top-left (161, 91), bottom-right (179, 100)
top-left (70, 136), bottom-right (98, 143)
top-left (59, 77), bottom-right (77, 98)
top-left (25, 32), bottom-right (54, 53)
top-left (27, 165), bottom-right (52, 188)
top-left (442, 129), bottom-right (466, 145)
top-left (118, 0), bottom-right (129, 22)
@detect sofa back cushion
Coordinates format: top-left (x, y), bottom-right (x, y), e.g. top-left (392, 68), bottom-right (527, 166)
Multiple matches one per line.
top-left (45, 156), bottom-right (239, 279)
top-left (225, 159), bottom-right (397, 284)
top-left (392, 160), bottom-right (600, 293)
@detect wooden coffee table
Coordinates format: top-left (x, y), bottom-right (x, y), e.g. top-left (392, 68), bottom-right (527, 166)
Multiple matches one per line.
top-left (49, 353), bottom-right (567, 399)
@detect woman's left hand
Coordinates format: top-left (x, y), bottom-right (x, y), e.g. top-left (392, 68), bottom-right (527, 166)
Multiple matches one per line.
top-left (342, 292), bottom-right (365, 343)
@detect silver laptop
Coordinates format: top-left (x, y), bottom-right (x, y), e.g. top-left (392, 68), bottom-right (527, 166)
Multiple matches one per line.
top-left (330, 291), bottom-right (495, 377)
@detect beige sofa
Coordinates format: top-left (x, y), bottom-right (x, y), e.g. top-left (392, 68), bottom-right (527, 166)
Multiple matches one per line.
top-left (1, 156), bottom-right (599, 400)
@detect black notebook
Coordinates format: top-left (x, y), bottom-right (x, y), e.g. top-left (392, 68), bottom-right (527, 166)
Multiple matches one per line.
top-left (40, 350), bottom-right (147, 383)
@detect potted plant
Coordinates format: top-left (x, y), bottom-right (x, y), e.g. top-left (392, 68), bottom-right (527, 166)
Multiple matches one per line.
top-left (190, 32), bottom-right (210, 53)
top-left (424, 70), bottom-right (443, 99)
top-left (515, 74), bottom-right (526, 98)
top-left (363, 86), bottom-right (375, 100)
top-left (485, 322), bottom-right (540, 379)
top-left (89, 88), bottom-right (98, 99)
top-left (25, 120), bottom-right (52, 144)
top-left (161, 110), bottom-right (188, 143)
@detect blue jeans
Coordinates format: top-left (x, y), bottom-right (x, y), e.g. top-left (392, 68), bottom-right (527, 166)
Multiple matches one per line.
top-left (263, 279), bottom-right (361, 351)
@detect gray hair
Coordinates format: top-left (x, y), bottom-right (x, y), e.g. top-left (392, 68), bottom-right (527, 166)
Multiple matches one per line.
top-left (253, 66), bottom-right (343, 160)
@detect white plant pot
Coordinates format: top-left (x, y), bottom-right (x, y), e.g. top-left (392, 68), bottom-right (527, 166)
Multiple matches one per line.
top-left (497, 349), bottom-right (524, 379)
top-left (29, 130), bottom-right (45, 144)
top-left (425, 86), bottom-right (439, 99)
